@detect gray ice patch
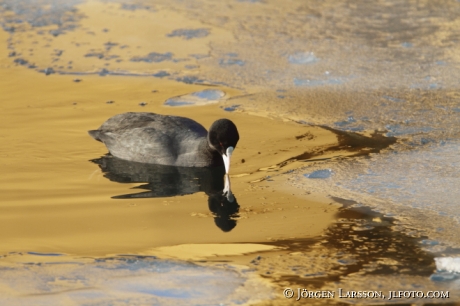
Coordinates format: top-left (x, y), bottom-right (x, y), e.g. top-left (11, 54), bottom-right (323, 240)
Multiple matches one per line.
top-left (0, 255), bottom-right (273, 305)
top-left (304, 169), bottom-right (333, 179)
top-left (401, 42), bottom-right (413, 48)
top-left (167, 28), bottom-right (210, 40)
top-left (165, 89), bottom-right (226, 106)
top-left (131, 52), bottom-right (174, 63)
top-left (288, 52), bottom-right (318, 64)
top-left (222, 104), bottom-right (241, 112)
top-left (219, 58), bottom-right (245, 66)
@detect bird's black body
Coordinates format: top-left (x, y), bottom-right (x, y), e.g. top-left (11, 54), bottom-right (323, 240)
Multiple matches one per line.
top-left (89, 112), bottom-right (239, 169)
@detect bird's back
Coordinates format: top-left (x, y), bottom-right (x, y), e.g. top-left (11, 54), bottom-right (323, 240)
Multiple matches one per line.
top-left (89, 112), bottom-right (213, 165)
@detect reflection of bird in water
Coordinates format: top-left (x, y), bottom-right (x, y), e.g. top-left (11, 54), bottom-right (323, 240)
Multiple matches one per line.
top-left (91, 155), bottom-right (226, 198)
top-left (88, 112), bottom-right (239, 174)
top-left (208, 175), bottom-right (239, 232)
top-left (90, 155), bottom-right (240, 232)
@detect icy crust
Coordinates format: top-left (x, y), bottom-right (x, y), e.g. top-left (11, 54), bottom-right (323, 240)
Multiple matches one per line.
top-left (433, 257), bottom-right (460, 282)
top-left (164, 89), bottom-right (225, 106)
top-left (285, 140), bottom-right (460, 250)
top-left (0, 255), bottom-right (273, 306)
top-left (435, 257), bottom-right (460, 274)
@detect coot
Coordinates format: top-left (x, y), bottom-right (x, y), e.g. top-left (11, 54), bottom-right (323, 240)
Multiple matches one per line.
top-left (88, 112), bottom-right (239, 173)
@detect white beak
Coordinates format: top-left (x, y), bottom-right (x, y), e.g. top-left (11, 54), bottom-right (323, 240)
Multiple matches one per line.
top-left (222, 146), bottom-right (234, 174)
top-left (223, 174), bottom-right (234, 202)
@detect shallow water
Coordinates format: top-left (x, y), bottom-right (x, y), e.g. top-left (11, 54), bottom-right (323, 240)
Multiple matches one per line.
top-left (0, 254), bottom-right (273, 305)
top-left (1, 0), bottom-right (460, 305)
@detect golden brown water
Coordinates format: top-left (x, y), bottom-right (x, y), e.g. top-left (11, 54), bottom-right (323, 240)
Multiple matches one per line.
top-left (0, 4), bottom-right (354, 258)
top-left (0, 7), bottom-right (353, 302)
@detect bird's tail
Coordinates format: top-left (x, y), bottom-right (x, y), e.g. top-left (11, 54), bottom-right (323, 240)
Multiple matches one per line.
top-left (88, 130), bottom-right (103, 142)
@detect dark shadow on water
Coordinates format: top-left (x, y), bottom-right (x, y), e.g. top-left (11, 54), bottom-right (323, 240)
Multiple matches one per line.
top-left (252, 126), bottom-right (397, 182)
top-left (291, 127), bottom-right (397, 162)
top-left (90, 155), bottom-right (239, 232)
top-left (249, 198), bottom-right (447, 305)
